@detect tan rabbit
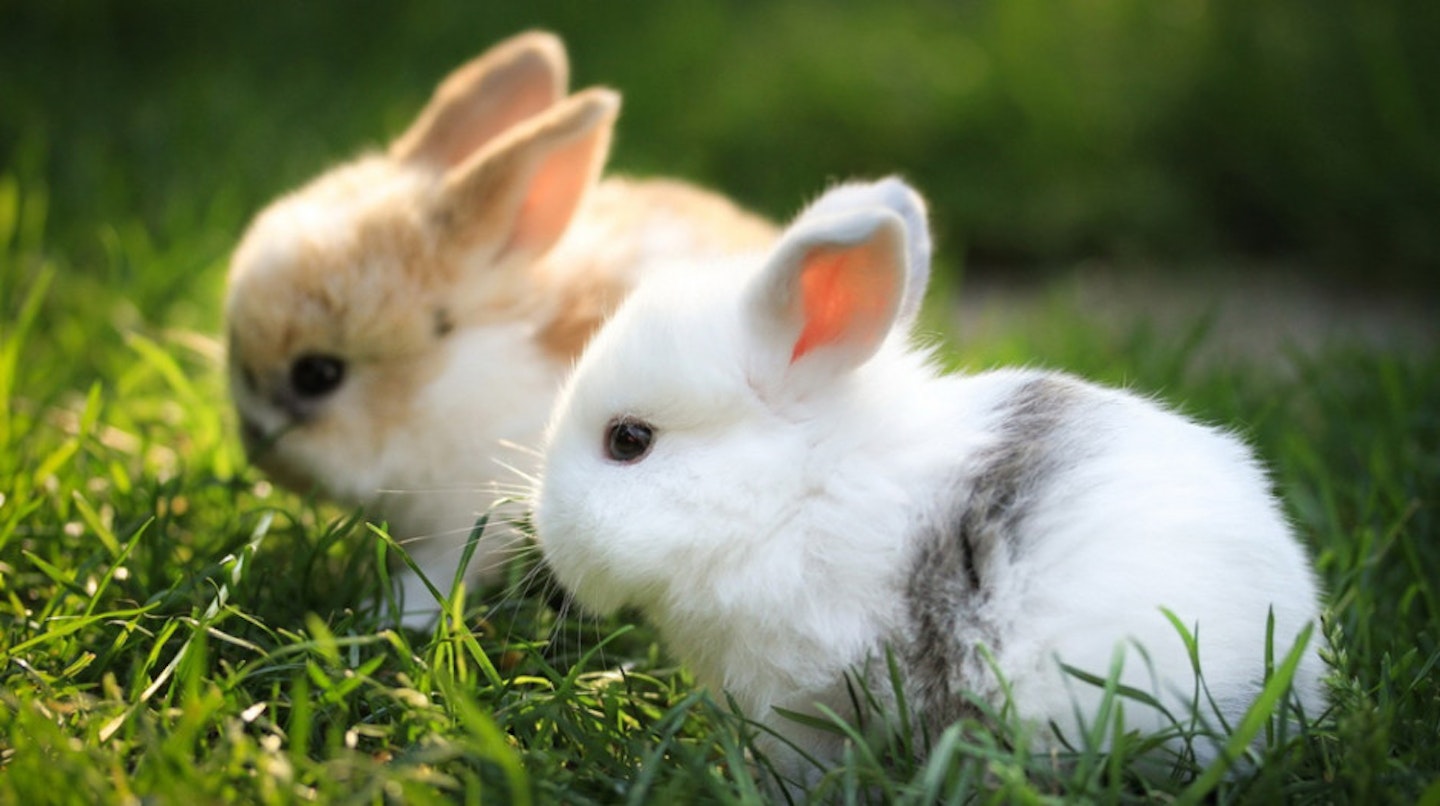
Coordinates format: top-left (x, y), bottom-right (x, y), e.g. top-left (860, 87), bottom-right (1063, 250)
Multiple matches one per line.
top-left (224, 31), bottom-right (775, 626)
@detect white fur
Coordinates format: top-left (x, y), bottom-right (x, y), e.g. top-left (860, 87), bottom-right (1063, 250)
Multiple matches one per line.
top-left (536, 178), bottom-right (1325, 782)
top-left (365, 325), bottom-right (565, 613)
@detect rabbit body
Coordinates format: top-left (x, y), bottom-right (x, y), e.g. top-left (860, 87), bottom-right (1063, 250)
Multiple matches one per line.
top-left (535, 178), bottom-right (1324, 779)
top-left (225, 33), bottom-right (774, 626)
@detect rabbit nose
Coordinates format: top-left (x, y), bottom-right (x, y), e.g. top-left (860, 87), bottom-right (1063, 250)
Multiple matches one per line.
top-left (270, 392), bottom-right (295, 419)
top-left (265, 386), bottom-right (314, 424)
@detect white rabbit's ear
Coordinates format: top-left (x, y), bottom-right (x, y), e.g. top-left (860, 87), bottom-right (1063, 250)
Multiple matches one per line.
top-left (432, 87), bottom-right (619, 262)
top-left (744, 214), bottom-right (918, 395)
top-left (795, 177), bottom-right (931, 323)
top-left (390, 31), bottom-right (568, 168)
top-left (744, 179), bottom-right (931, 392)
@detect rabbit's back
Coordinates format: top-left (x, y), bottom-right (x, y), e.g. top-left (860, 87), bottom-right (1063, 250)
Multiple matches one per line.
top-left (902, 369), bottom-right (1323, 745)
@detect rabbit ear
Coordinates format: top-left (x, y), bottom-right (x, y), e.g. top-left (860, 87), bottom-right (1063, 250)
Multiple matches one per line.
top-left (745, 179), bottom-right (931, 390)
top-left (431, 87), bottom-right (619, 262)
top-left (390, 31), bottom-right (568, 168)
top-left (793, 177), bottom-right (932, 323)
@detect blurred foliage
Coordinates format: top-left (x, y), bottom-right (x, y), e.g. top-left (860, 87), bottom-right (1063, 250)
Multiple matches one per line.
top-left (2, 0), bottom-right (1438, 318)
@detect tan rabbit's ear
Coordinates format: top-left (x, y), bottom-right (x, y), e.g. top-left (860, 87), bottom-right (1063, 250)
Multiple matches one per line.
top-left (433, 87), bottom-right (620, 263)
top-left (390, 31), bottom-right (569, 168)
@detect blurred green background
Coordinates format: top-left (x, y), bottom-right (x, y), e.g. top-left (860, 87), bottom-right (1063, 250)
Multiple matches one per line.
top-left (3, 0), bottom-right (1438, 335)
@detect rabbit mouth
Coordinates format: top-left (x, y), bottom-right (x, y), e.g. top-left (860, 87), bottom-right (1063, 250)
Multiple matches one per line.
top-left (239, 416), bottom-right (269, 455)
top-left (239, 415), bottom-right (296, 460)
top-left (239, 417), bottom-right (322, 493)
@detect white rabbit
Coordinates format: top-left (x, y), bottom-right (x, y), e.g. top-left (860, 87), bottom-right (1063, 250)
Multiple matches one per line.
top-left (535, 177), bottom-right (1325, 783)
top-left (225, 31), bottom-right (775, 627)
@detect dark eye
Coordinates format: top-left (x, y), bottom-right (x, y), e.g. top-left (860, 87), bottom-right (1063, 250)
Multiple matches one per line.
top-left (290, 353), bottom-right (346, 398)
top-left (605, 417), bottom-right (654, 463)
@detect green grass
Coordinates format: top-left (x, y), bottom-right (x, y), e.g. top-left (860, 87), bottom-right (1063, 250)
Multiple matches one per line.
top-left (3, 162), bottom-right (1437, 801)
top-left (3, 4), bottom-right (1439, 801)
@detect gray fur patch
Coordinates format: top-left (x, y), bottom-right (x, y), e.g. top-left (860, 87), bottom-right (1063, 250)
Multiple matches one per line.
top-left (902, 374), bottom-right (1082, 733)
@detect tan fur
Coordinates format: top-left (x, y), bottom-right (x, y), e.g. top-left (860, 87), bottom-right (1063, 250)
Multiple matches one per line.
top-left (535, 272), bottom-right (626, 361)
top-left (535, 178), bottom-right (777, 359)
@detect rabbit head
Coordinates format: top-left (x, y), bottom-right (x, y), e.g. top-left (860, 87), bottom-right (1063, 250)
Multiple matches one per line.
top-left (226, 31), bottom-right (617, 499)
top-left (537, 178), bottom-right (934, 679)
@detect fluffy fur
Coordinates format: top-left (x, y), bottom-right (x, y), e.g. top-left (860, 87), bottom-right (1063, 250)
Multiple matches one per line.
top-left (535, 177), bottom-right (1325, 783)
top-left (225, 32), bottom-right (775, 627)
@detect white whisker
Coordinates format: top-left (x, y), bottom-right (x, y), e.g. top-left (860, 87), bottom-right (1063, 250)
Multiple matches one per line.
top-left (492, 461), bottom-right (541, 490)
top-left (497, 438), bottom-right (544, 460)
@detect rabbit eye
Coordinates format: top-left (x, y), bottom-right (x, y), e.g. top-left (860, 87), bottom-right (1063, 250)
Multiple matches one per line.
top-left (290, 353), bottom-right (346, 398)
top-left (605, 417), bottom-right (654, 463)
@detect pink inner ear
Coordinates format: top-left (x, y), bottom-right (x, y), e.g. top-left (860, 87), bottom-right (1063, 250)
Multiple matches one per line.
top-left (790, 247), bottom-right (894, 363)
top-left (505, 128), bottom-right (600, 258)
